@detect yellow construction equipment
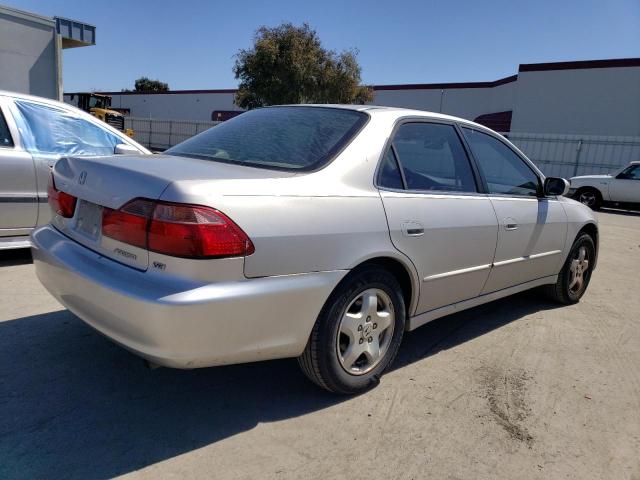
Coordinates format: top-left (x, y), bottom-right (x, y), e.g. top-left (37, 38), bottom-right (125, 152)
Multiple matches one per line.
top-left (68, 93), bottom-right (134, 137)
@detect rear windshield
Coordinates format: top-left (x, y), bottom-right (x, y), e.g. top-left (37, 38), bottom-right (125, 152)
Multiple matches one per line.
top-left (166, 106), bottom-right (368, 171)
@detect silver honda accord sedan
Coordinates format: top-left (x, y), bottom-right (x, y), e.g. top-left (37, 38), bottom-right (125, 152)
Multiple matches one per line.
top-left (32, 105), bottom-right (598, 394)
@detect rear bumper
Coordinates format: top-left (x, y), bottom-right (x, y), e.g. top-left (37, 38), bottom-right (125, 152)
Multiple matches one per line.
top-left (31, 225), bottom-right (347, 368)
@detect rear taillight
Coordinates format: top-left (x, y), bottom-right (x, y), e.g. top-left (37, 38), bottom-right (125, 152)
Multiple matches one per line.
top-left (148, 202), bottom-right (255, 258)
top-left (48, 174), bottom-right (77, 218)
top-left (101, 199), bottom-right (254, 259)
top-left (102, 199), bottom-right (155, 249)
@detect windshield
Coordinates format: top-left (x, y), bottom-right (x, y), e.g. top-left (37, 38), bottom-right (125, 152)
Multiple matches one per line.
top-left (88, 96), bottom-right (109, 109)
top-left (166, 106), bottom-right (368, 171)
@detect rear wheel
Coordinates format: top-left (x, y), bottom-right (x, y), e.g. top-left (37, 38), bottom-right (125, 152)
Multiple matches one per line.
top-left (298, 266), bottom-right (406, 394)
top-left (546, 233), bottom-right (595, 304)
top-left (575, 188), bottom-right (602, 210)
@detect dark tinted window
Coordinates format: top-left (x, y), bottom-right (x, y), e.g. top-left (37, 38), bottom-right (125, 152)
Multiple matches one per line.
top-left (462, 128), bottom-right (539, 197)
top-left (392, 123), bottom-right (476, 192)
top-left (378, 148), bottom-right (404, 189)
top-left (621, 165), bottom-right (640, 180)
top-left (167, 107), bottom-right (368, 171)
top-left (0, 110), bottom-right (13, 147)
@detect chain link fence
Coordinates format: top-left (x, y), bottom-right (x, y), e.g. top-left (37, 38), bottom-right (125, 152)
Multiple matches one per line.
top-left (125, 117), bottom-right (221, 152)
top-left (125, 116), bottom-right (640, 177)
top-left (504, 132), bottom-right (640, 178)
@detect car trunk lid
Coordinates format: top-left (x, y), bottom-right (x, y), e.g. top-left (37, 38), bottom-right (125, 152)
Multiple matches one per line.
top-left (50, 154), bottom-right (294, 271)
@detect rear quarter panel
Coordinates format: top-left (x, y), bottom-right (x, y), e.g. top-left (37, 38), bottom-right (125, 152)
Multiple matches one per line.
top-left (157, 111), bottom-right (421, 306)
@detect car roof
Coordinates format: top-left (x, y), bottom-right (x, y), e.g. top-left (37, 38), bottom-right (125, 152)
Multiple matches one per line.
top-left (279, 103), bottom-right (488, 130)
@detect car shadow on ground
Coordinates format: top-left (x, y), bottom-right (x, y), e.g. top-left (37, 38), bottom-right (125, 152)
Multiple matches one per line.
top-left (0, 276), bottom-right (561, 479)
top-left (0, 248), bottom-right (33, 267)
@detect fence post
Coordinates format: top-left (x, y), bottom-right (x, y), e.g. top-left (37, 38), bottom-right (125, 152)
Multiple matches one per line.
top-left (168, 120), bottom-right (173, 149)
top-left (573, 140), bottom-right (583, 177)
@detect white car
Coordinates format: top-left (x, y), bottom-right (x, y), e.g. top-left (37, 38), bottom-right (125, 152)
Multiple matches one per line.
top-left (32, 105), bottom-right (598, 394)
top-left (0, 91), bottom-right (150, 250)
top-left (570, 161), bottom-right (640, 210)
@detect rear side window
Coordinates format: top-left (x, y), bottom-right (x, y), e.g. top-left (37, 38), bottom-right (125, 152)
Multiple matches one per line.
top-left (14, 101), bottom-right (121, 156)
top-left (462, 128), bottom-right (539, 197)
top-left (378, 148), bottom-right (404, 189)
top-left (0, 110), bottom-right (13, 147)
top-left (166, 106), bottom-right (368, 171)
top-left (390, 123), bottom-right (477, 192)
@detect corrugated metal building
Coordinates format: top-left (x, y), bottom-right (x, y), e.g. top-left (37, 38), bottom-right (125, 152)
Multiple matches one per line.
top-left (82, 58), bottom-right (640, 137)
top-left (0, 4), bottom-right (95, 100)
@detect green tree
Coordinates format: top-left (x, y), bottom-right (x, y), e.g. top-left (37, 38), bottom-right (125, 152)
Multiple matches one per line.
top-left (233, 23), bottom-right (373, 109)
top-left (133, 77), bottom-right (169, 92)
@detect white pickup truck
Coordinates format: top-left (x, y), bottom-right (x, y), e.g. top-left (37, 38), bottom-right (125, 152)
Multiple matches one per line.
top-left (569, 161), bottom-right (640, 210)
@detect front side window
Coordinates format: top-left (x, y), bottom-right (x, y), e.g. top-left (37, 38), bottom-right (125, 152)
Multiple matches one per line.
top-left (14, 101), bottom-right (121, 156)
top-left (166, 106), bottom-right (368, 171)
top-left (0, 109), bottom-right (14, 147)
top-left (462, 128), bottom-right (540, 197)
top-left (390, 123), bottom-right (477, 192)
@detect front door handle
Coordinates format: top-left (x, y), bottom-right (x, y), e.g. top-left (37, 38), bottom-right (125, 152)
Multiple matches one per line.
top-left (401, 221), bottom-right (424, 237)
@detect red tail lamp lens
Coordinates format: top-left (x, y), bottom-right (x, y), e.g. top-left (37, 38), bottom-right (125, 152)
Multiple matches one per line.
top-left (101, 199), bottom-right (254, 259)
top-left (102, 199), bottom-right (155, 249)
top-left (48, 174), bottom-right (77, 218)
top-left (148, 203), bottom-right (255, 258)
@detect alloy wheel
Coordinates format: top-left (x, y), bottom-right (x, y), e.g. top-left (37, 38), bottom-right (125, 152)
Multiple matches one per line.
top-left (578, 191), bottom-right (596, 207)
top-left (569, 245), bottom-right (590, 295)
top-left (336, 288), bottom-right (395, 375)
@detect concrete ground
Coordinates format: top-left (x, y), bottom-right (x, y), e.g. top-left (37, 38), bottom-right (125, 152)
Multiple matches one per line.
top-left (1, 210), bottom-right (639, 480)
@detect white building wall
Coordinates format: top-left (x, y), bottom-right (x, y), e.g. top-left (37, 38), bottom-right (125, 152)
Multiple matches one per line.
top-left (108, 92), bottom-right (237, 121)
top-left (0, 6), bottom-right (58, 99)
top-left (80, 61), bottom-right (640, 137)
top-left (511, 67), bottom-right (640, 136)
top-left (371, 89), bottom-right (444, 112)
top-left (441, 81), bottom-right (515, 120)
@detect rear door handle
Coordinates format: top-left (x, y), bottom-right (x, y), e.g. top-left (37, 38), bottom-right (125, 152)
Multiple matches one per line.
top-left (503, 217), bottom-right (519, 231)
top-left (401, 221), bottom-right (424, 237)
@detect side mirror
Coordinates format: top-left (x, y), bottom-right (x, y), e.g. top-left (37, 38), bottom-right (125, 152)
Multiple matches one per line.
top-left (616, 172), bottom-right (630, 180)
top-left (114, 143), bottom-right (139, 155)
top-left (544, 177), bottom-right (570, 196)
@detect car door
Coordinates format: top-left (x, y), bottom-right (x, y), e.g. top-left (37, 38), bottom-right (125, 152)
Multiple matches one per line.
top-left (610, 164), bottom-right (640, 203)
top-left (461, 127), bottom-right (567, 293)
top-left (0, 101), bottom-right (38, 233)
top-left (378, 120), bottom-right (499, 314)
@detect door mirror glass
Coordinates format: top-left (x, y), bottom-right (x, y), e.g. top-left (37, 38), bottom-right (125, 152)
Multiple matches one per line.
top-left (114, 143), bottom-right (139, 155)
top-left (544, 177), bottom-right (570, 196)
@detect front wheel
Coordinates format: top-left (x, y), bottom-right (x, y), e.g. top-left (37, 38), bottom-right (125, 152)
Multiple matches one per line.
top-left (575, 188), bottom-right (602, 210)
top-left (298, 266), bottom-right (406, 394)
top-left (546, 233), bottom-right (595, 304)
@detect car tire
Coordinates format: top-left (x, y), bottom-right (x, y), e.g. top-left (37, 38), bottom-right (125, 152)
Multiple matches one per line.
top-left (575, 188), bottom-right (602, 210)
top-left (546, 233), bottom-right (595, 304)
top-left (298, 265), bottom-right (406, 394)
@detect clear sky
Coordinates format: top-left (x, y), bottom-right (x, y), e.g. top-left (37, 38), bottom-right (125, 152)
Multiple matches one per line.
top-left (5, 0), bottom-right (640, 92)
